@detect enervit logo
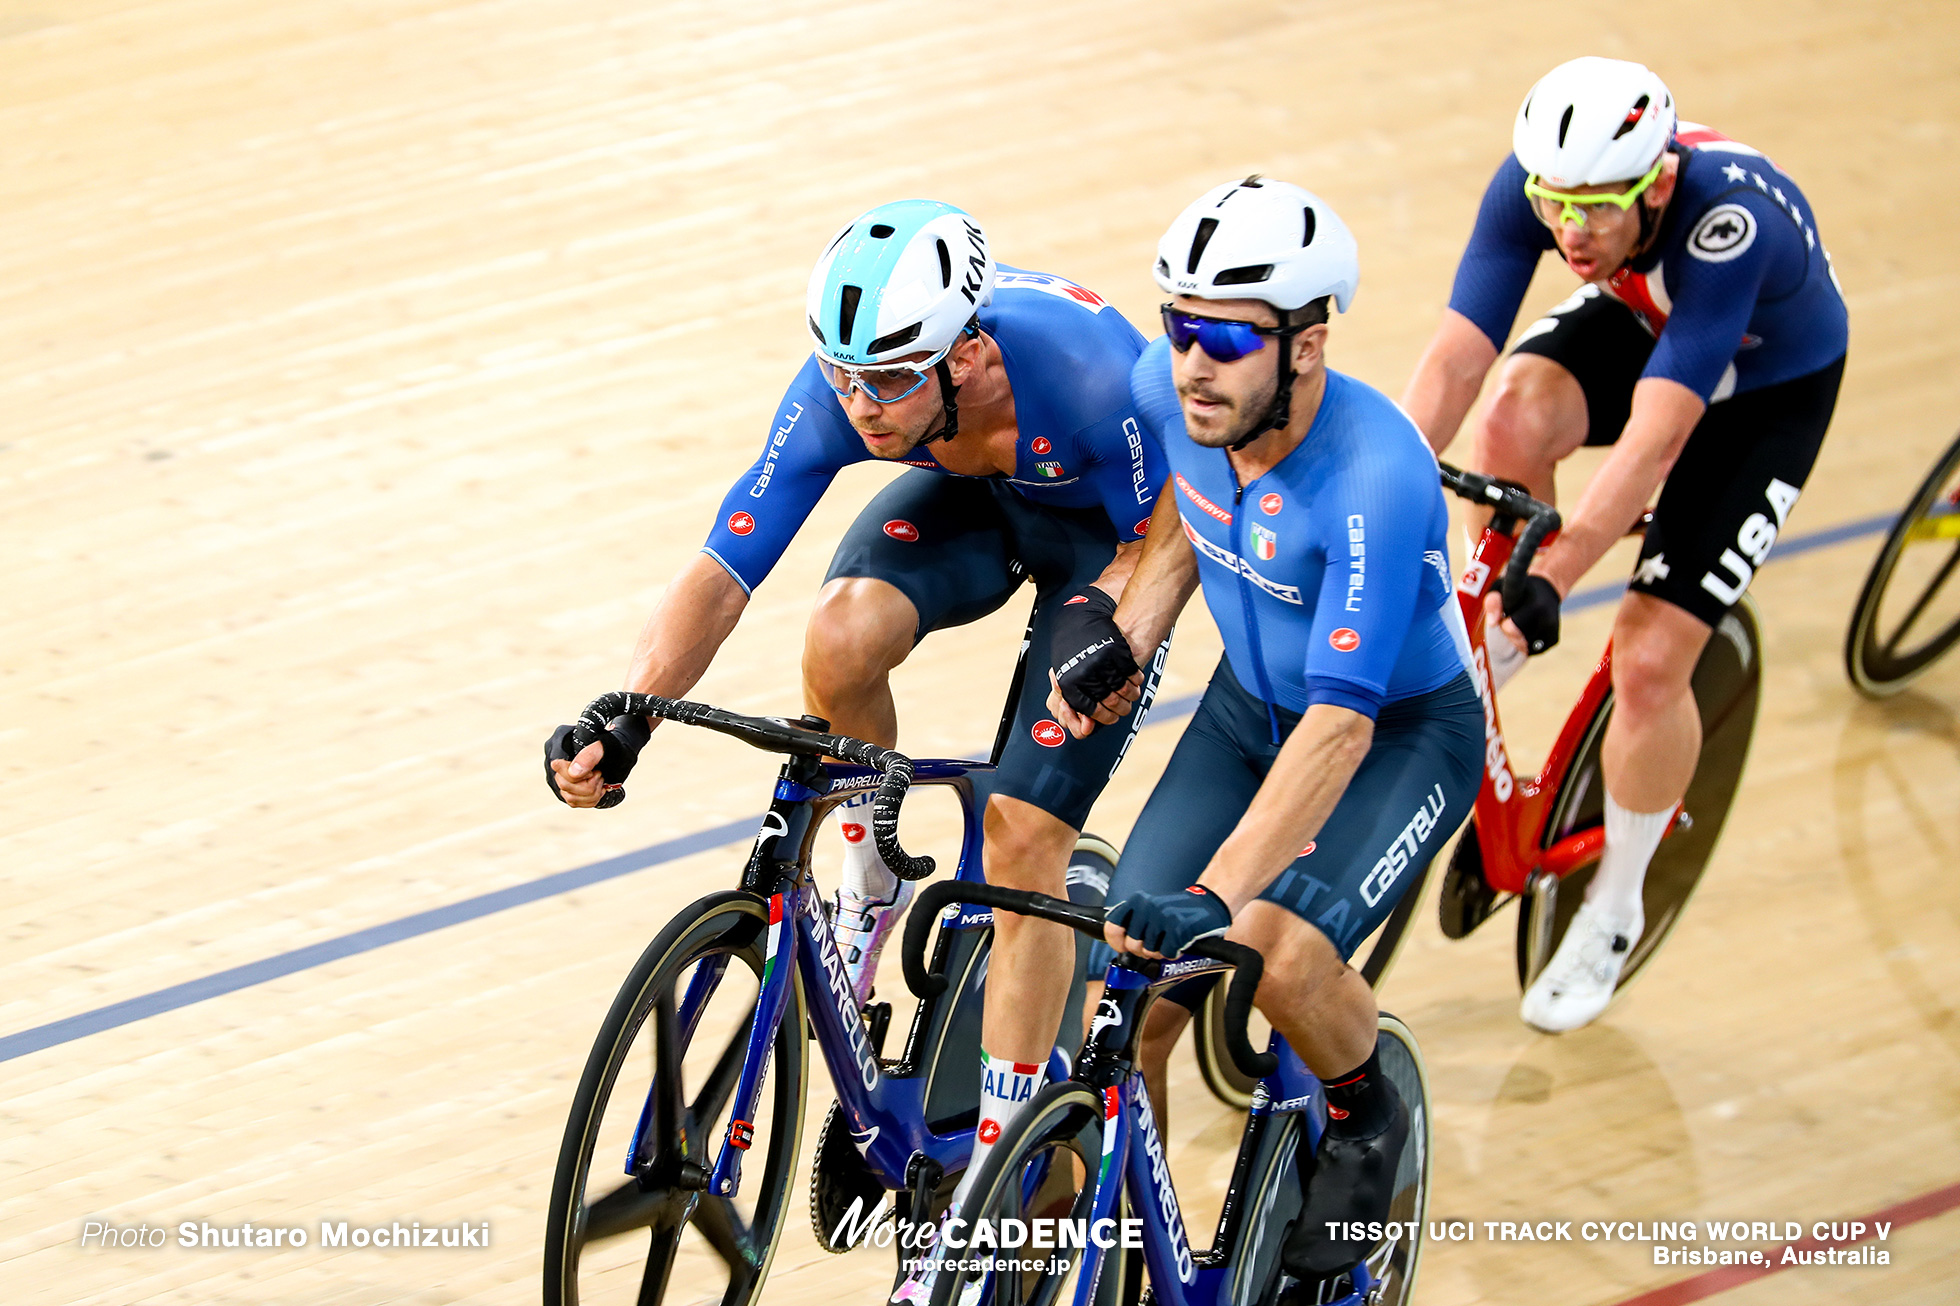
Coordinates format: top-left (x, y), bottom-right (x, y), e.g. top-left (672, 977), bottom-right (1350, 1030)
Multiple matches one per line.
top-left (1329, 628), bottom-right (1360, 652)
top-left (1031, 720), bottom-right (1067, 748)
top-left (1174, 473), bottom-right (1231, 524)
top-left (883, 519), bottom-right (920, 542)
top-left (1031, 437), bottom-right (1052, 455)
top-left (1260, 492), bottom-right (1283, 515)
top-left (728, 511), bottom-right (755, 536)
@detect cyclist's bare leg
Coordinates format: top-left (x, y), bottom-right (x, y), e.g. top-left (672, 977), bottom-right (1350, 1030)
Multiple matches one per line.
top-left (1523, 592), bottom-right (1714, 1030)
top-left (1602, 592), bottom-right (1711, 812)
top-left (1230, 902), bottom-right (1377, 1078)
top-left (801, 576), bottom-right (919, 748)
top-left (1470, 355), bottom-right (1590, 688)
top-left (981, 795), bottom-right (1080, 1064)
top-left (802, 576), bottom-right (924, 1004)
top-left (1470, 353), bottom-right (1590, 514)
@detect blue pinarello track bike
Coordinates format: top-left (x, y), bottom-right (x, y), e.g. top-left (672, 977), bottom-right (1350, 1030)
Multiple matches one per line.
top-left (543, 692), bottom-right (1105, 1306)
top-left (899, 884), bottom-right (1433, 1306)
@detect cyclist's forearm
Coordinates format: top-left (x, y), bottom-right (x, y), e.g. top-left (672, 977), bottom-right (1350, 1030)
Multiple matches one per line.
top-left (1402, 310), bottom-right (1498, 456)
top-left (1113, 483), bottom-right (1197, 657)
top-left (1539, 376), bottom-right (1704, 591)
top-left (622, 552), bottom-right (751, 705)
top-left (1198, 704), bottom-right (1373, 912)
top-left (1088, 537), bottom-right (1147, 601)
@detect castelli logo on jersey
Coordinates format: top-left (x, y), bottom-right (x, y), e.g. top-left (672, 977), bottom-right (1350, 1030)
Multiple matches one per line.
top-left (840, 822), bottom-right (866, 844)
top-left (1032, 720), bottom-right (1067, 748)
top-left (883, 519), bottom-right (920, 542)
top-left (1299, 841), bottom-right (1316, 857)
top-left (727, 511), bottom-right (755, 536)
top-left (1134, 517), bottom-right (1152, 536)
top-left (1064, 595), bottom-right (1089, 605)
top-left (1329, 628), bottom-right (1360, 652)
top-left (977, 1118), bottom-right (1002, 1145)
top-left (1326, 1104), bottom-right (1350, 1120)
top-left (1031, 437), bottom-right (1052, 455)
top-left (1260, 493), bottom-right (1283, 515)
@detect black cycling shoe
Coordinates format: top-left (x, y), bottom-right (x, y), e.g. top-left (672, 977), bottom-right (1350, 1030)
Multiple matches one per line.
top-left (1281, 1078), bottom-right (1410, 1277)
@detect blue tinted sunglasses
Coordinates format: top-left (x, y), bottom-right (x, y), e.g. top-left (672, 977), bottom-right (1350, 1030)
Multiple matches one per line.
top-left (1160, 305), bottom-right (1288, 363)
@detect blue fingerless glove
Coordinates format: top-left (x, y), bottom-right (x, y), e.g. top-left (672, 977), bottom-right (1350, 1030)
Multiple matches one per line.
top-left (1106, 884), bottom-right (1233, 956)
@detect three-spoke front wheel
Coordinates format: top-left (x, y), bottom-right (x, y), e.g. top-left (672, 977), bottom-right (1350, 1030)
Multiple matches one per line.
top-left (1847, 428), bottom-right (1960, 696)
top-left (545, 892), bottom-right (807, 1306)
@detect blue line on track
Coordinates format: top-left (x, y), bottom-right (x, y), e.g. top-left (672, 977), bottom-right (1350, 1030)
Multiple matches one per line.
top-left (0, 511), bottom-right (1897, 1064)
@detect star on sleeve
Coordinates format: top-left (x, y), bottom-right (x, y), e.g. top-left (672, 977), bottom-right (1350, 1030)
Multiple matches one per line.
top-left (1752, 172), bottom-right (1768, 191)
top-left (1722, 162), bottom-right (1749, 183)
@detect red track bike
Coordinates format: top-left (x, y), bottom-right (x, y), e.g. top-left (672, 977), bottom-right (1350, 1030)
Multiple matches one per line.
top-left (1196, 465), bottom-right (1762, 1104)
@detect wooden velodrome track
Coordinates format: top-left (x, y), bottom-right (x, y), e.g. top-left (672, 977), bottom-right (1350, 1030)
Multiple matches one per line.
top-left (4, 1), bottom-right (1958, 1302)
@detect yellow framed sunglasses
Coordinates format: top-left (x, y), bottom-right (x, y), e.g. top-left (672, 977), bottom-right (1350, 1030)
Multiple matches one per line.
top-left (1522, 155), bottom-right (1666, 228)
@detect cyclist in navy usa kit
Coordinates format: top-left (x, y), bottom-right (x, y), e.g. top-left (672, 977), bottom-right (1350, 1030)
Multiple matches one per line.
top-left (1400, 57), bottom-right (1847, 1031)
top-left (1048, 177), bottom-right (1482, 1278)
top-left (541, 200), bottom-right (1172, 1303)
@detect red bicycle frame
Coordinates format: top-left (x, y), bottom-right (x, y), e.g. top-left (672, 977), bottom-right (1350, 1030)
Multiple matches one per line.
top-left (1454, 522), bottom-right (1619, 896)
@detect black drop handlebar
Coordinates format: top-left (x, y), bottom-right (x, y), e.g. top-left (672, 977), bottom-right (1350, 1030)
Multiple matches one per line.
top-left (1439, 461), bottom-right (1562, 615)
top-left (899, 880), bottom-right (1278, 1081)
top-left (567, 692), bottom-right (936, 882)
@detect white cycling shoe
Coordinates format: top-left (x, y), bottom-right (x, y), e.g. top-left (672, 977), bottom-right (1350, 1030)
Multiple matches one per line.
top-left (1519, 901), bottom-right (1643, 1033)
top-left (833, 878), bottom-right (915, 1007)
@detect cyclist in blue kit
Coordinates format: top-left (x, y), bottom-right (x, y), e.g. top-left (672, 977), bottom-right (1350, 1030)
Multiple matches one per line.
top-left (1048, 177), bottom-right (1483, 1279)
top-left (544, 199), bottom-right (1171, 1300)
top-left (1401, 57), bottom-right (1848, 1031)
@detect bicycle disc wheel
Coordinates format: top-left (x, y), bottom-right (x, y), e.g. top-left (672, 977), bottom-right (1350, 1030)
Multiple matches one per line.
top-left (1194, 865), bottom-right (1427, 1112)
top-left (1847, 429), bottom-right (1960, 696)
top-left (1517, 597), bottom-right (1763, 994)
top-left (1235, 1015), bottom-right (1430, 1306)
top-left (545, 891), bottom-right (807, 1306)
top-left (927, 1081), bottom-right (1112, 1306)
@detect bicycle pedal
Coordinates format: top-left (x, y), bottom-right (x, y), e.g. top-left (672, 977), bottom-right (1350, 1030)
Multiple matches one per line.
top-left (1437, 828), bottom-right (1499, 940)
top-left (810, 1100), bottom-right (885, 1253)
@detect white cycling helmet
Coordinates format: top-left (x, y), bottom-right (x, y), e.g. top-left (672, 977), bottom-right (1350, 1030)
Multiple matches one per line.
top-left (1513, 57), bottom-right (1677, 188)
top-left (805, 199), bottom-right (995, 367)
top-left (1153, 176), bottom-right (1358, 315)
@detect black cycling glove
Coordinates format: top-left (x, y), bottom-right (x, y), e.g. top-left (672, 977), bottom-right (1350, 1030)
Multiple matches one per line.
top-left (1051, 587), bottom-right (1139, 716)
top-left (1106, 885), bottom-right (1233, 957)
top-left (544, 713), bottom-right (652, 805)
top-left (1502, 574), bottom-right (1563, 655)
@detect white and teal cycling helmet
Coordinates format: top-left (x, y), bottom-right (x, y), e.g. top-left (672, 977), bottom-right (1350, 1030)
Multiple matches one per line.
top-left (806, 199), bottom-right (994, 367)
